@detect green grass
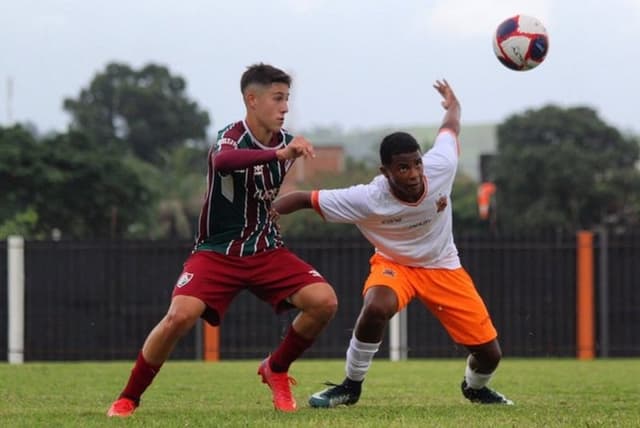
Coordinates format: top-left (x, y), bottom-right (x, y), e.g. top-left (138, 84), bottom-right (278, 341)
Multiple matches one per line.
top-left (1, 359), bottom-right (639, 427)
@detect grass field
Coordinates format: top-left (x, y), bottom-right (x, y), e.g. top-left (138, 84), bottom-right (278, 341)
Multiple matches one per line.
top-left (2, 358), bottom-right (638, 427)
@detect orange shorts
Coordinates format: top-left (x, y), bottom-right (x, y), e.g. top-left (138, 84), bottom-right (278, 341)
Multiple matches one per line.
top-left (364, 253), bottom-right (497, 346)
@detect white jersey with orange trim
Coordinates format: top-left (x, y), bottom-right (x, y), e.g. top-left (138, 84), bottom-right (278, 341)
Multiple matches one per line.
top-left (312, 129), bottom-right (461, 269)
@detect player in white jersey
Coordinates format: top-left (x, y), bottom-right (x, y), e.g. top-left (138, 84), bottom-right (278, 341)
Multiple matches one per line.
top-left (272, 80), bottom-right (513, 406)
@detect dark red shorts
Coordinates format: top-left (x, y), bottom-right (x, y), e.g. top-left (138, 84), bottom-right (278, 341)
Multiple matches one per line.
top-left (172, 247), bottom-right (327, 325)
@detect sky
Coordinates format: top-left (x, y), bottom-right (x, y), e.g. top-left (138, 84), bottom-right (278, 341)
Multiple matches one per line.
top-left (2, 0), bottom-right (640, 137)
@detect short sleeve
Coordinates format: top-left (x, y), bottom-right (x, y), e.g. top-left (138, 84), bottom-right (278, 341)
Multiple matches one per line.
top-left (423, 129), bottom-right (459, 171)
top-left (315, 184), bottom-right (373, 223)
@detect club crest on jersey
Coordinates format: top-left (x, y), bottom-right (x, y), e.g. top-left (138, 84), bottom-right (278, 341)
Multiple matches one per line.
top-left (253, 165), bottom-right (264, 175)
top-left (382, 268), bottom-right (396, 277)
top-left (176, 272), bottom-right (194, 288)
top-left (436, 195), bottom-right (448, 213)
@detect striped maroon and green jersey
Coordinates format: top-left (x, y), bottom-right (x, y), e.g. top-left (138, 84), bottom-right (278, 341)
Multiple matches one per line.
top-left (195, 120), bottom-right (295, 256)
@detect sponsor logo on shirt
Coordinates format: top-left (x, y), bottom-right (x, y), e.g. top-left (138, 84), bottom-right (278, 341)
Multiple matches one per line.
top-left (381, 217), bottom-right (402, 224)
top-left (254, 188), bottom-right (280, 201)
top-left (407, 218), bottom-right (432, 229)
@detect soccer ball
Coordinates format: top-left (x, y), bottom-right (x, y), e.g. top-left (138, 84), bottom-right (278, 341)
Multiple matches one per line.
top-left (492, 15), bottom-right (549, 71)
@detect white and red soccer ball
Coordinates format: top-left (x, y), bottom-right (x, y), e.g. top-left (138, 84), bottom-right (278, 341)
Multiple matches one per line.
top-left (493, 14), bottom-right (549, 71)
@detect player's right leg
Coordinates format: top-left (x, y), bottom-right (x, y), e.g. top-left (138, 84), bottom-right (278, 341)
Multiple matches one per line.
top-left (107, 295), bottom-right (206, 417)
top-left (310, 283), bottom-right (402, 408)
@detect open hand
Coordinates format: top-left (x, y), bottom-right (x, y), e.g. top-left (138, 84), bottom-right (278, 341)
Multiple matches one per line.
top-left (433, 79), bottom-right (458, 111)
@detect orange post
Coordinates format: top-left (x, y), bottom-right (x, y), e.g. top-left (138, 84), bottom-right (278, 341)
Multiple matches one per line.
top-left (576, 231), bottom-right (595, 359)
top-left (203, 324), bottom-right (220, 362)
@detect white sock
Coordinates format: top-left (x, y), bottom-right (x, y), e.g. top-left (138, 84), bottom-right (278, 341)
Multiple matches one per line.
top-left (464, 356), bottom-right (494, 389)
top-left (345, 335), bottom-right (380, 382)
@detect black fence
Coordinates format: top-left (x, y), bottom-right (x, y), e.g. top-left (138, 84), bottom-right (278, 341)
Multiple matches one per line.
top-left (0, 232), bottom-right (638, 361)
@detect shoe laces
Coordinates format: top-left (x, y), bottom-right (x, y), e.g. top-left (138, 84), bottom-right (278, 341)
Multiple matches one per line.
top-left (114, 398), bottom-right (136, 412)
top-left (270, 372), bottom-right (297, 399)
top-left (321, 381), bottom-right (353, 396)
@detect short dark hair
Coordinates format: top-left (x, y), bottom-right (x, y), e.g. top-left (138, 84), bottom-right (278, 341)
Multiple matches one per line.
top-left (240, 63), bottom-right (291, 94)
top-left (379, 132), bottom-right (420, 165)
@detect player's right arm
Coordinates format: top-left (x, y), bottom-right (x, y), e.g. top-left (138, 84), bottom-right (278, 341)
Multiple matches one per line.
top-left (433, 79), bottom-right (461, 136)
top-left (274, 185), bottom-right (373, 223)
top-left (272, 191), bottom-right (313, 214)
top-left (214, 136), bottom-right (314, 173)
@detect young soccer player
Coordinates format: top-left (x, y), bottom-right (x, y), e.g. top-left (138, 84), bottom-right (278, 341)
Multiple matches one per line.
top-left (107, 63), bottom-right (338, 417)
top-left (272, 79), bottom-right (513, 407)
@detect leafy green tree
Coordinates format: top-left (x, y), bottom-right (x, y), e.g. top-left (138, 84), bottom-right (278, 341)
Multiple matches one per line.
top-left (63, 62), bottom-right (210, 164)
top-left (149, 145), bottom-right (209, 239)
top-left (452, 172), bottom-right (488, 233)
top-left (493, 105), bottom-right (640, 231)
top-left (0, 125), bottom-right (152, 238)
top-left (0, 126), bottom-right (44, 236)
top-left (0, 208), bottom-right (39, 240)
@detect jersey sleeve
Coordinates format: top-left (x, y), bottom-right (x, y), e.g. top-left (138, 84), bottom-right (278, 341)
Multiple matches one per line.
top-left (312, 184), bottom-right (373, 223)
top-left (423, 129), bottom-right (459, 171)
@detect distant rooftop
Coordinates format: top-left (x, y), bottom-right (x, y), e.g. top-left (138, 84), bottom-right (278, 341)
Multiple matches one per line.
top-left (305, 123), bottom-right (498, 181)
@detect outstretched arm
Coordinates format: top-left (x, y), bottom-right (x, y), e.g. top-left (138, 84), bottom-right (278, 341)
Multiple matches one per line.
top-left (434, 79), bottom-right (461, 136)
top-left (214, 136), bottom-right (315, 173)
top-left (272, 191), bottom-right (314, 215)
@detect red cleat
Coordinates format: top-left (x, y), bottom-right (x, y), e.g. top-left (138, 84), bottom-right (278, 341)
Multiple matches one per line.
top-left (107, 397), bottom-right (138, 418)
top-left (257, 357), bottom-right (298, 412)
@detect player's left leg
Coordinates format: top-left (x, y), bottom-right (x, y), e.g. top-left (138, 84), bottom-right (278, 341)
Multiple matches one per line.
top-left (461, 339), bottom-right (513, 404)
top-left (250, 248), bottom-right (338, 411)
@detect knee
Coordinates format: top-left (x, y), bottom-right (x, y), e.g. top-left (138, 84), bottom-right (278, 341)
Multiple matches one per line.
top-left (484, 346), bottom-right (502, 367)
top-left (306, 286), bottom-right (338, 321)
top-left (314, 293), bottom-right (338, 322)
top-left (162, 309), bottom-right (198, 337)
top-left (361, 301), bottom-right (395, 323)
top-left (473, 341), bottom-right (502, 370)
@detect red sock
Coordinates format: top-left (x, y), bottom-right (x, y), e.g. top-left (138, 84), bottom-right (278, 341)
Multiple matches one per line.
top-left (269, 327), bottom-right (314, 373)
top-left (119, 351), bottom-right (163, 404)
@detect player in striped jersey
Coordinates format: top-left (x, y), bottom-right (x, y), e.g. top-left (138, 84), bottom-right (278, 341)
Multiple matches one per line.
top-left (108, 64), bottom-right (337, 417)
top-left (273, 80), bottom-right (513, 407)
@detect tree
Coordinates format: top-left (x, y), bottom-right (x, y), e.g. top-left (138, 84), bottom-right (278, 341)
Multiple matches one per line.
top-left (63, 62), bottom-right (210, 164)
top-left (451, 172), bottom-right (489, 233)
top-left (0, 126), bottom-right (43, 238)
top-left (0, 125), bottom-right (152, 239)
top-left (493, 105), bottom-right (640, 231)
